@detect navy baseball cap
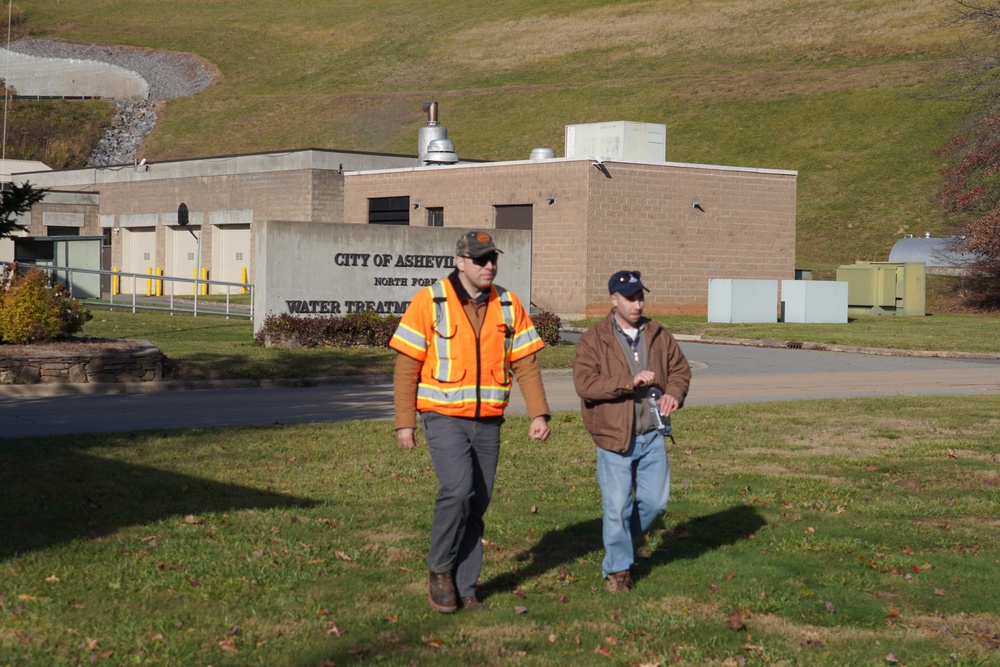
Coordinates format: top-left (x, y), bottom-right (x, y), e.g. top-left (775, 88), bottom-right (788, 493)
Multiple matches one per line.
top-left (608, 270), bottom-right (648, 297)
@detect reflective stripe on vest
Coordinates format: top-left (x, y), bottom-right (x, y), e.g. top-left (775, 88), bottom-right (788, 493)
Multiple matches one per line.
top-left (430, 280), bottom-right (453, 381)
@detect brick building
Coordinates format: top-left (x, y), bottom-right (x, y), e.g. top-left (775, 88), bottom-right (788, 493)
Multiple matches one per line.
top-left (11, 139), bottom-right (796, 319)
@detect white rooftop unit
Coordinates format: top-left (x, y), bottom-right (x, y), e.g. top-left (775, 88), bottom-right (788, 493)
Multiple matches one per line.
top-left (564, 121), bottom-right (666, 162)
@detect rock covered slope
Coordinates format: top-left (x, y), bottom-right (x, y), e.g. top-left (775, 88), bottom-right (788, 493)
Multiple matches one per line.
top-left (9, 38), bottom-right (215, 167)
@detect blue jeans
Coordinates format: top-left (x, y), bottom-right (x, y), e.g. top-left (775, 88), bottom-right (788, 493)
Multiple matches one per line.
top-left (596, 430), bottom-right (670, 578)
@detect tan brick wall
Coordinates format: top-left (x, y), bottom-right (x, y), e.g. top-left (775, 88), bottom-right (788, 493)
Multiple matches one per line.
top-left (585, 162), bottom-right (797, 316)
top-left (28, 156), bottom-right (795, 319)
top-left (346, 160), bottom-right (796, 318)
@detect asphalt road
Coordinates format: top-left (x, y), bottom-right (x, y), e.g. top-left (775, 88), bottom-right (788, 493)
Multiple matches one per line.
top-left (1, 342), bottom-right (998, 439)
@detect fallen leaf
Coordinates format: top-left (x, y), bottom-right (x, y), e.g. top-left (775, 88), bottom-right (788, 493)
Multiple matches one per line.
top-left (335, 551), bottom-right (353, 561)
top-left (946, 449), bottom-right (959, 459)
top-left (383, 614), bottom-right (398, 624)
top-left (530, 505), bottom-right (538, 514)
top-left (218, 638), bottom-right (238, 653)
top-left (514, 605), bottom-right (528, 615)
top-left (17, 594), bottom-right (37, 601)
top-left (44, 575), bottom-right (60, 583)
top-left (547, 634), bottom-right (558, 643)
top-left (934, 589), bottom-right (945, 596)
top-left (146, 632), bottom-right (165, 642)
top-left (885, 653), bottom-right (899, 664)
top-left (423, 635), bottom-right (443, 647)
top-left (326, 621), bottom-right (345, 637)
top-left (515, 587), bottom-right (526, 599)
top-left (825, 601), bottom-right (837, 614)
top-left (594, 644), bottom-right (612, 657)
top-left (728, 611), bottom-right (745, 632)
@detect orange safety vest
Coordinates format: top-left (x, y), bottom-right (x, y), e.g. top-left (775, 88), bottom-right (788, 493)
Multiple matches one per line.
top-left (390, 278), bottom-right (543, 418)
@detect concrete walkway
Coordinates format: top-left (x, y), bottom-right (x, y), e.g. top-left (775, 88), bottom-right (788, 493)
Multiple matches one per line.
top-left (2, 338), bottom-right (998, 438)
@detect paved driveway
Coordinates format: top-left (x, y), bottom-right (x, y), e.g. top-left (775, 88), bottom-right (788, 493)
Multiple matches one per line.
top-left (2, 342), bottom-right (998, 439)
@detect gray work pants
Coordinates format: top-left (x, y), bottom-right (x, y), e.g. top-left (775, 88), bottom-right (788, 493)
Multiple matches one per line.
top-left (421, 411), bottom-right (503, 598)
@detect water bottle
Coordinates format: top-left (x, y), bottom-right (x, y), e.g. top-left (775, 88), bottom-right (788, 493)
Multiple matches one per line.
top-left (647, 386), bottom-right (672, 437)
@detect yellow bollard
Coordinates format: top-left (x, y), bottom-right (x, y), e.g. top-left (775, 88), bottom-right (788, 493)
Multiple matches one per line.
top-left (112, 266), bottom-right (120, 295)
top-left (241, 267), bottom-right (248, 295)
top-left (156, 267), bottom-right (164, 296)
top-left (201, 268), bottom-right (209, 295)
top-left (146, 267), bottom-right (153, 296)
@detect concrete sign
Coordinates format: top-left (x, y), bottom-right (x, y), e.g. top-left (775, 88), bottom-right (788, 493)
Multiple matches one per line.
top-left (254, 222), bottom-right (532, 333)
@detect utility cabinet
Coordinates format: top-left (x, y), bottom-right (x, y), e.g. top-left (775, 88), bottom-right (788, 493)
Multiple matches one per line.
top-left (564, 121), bottom-right (666, 162)
top-left (708, 279), bottom-right (778, 323)
top-left (835, 261), bottom-right (925, 316)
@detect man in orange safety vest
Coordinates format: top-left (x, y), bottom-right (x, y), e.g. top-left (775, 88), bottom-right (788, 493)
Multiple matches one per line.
top-left (390, 230), bottom-right (551, 613)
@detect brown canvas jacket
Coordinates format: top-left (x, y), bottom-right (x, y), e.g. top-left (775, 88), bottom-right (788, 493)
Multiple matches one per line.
top-left (573, 313), bottom-right (692, 452)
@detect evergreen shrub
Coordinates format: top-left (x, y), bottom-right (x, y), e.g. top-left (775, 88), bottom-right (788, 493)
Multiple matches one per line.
top-left (0, 267), bottom-right (92, 344)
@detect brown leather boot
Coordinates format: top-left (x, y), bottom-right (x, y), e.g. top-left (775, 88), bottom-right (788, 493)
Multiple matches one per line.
top-left (428, 570), bottom-right (458, 613)
top-left (605, 570), bottom-right (633, 593)
top-left (460, 595), bottom-right (488, 612)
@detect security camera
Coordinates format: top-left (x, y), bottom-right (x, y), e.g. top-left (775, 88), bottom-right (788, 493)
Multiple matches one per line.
top-left (138, 158), bottom-right (147, 166)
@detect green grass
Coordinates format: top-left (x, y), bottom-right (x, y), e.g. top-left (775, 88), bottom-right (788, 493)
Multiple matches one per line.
top-left (16, 0), bottom-right (976, 273)
top-left (2, 396), bottom-right (997, 665)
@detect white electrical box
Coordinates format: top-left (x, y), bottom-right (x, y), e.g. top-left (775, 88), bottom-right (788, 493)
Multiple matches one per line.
top-left (564, 121), bottom-right (666, 162)
top-left (781, 280), bottom-right (848, 323)
top-left (708, 279), bottom-right (779, 323)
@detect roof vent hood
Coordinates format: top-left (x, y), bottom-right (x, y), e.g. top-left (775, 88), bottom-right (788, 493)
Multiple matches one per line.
top-left (418, 101), bottom-right (459, 165)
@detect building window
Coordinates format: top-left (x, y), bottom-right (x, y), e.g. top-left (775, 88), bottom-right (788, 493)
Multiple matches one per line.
top-left (102, 228), bottom-right (113, 247)
top-left (47, 226), bottom-right (80, 236)
top-left (494, 204), bottom-right (533, 231)
top-left (427, 207), bottom-right (444, 227)
top-left (368, 196), bottom-right (411, 225)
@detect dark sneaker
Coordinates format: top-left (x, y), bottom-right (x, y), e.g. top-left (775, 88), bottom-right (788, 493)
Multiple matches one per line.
top-left (428, 570), bottom-right (458, 613)
top-left (460, 595), bottom-right (488, 612)
top-left (605, 570), bottom-right (633, 593)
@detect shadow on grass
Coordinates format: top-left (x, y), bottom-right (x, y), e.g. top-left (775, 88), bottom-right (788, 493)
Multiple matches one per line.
top-left (481, 504), bottom-right (766, 597)
top-left (0, 437), bottom-right (316, 561)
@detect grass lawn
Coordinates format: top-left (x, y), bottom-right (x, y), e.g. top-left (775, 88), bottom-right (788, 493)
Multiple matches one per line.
top-left (1, 396), bottom-right (997, 665)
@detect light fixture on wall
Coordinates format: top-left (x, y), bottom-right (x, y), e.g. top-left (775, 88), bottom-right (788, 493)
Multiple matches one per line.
top-left (413, 202), bottom-right (420, 209)
top-left (547, 197), bottom-right (556, 205)
top-left (692, 201), bottom-right (706, 212)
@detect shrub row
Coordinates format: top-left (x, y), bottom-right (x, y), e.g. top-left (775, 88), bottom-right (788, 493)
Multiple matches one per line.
top-left (255, 310), bottom-right (562, 348)
top-left (0, 266), bottom-right (92, 344)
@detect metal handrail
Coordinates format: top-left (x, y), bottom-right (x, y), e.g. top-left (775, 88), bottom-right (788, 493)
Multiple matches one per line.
top-left (1, 261), bottom-right (254, 319)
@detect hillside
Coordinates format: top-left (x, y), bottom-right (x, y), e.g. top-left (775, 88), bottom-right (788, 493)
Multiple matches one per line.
top-left (16, 0), bottom-right (972, 274)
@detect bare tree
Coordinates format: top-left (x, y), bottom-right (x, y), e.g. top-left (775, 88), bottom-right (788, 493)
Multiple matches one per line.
top-left (935, 1), bottom-right (1000, 309)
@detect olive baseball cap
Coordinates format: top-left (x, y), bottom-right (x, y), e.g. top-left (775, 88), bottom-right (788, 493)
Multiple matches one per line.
top-left (456, 230), bottom-right (503, 259)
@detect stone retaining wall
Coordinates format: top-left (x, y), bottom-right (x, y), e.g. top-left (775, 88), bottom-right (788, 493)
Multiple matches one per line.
top-left (0, 340), bottom-right (162, 385)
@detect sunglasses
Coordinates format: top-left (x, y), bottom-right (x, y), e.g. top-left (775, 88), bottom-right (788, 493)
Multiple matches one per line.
top-left (469, 252), bottom-right (499, 267)
top-left (617, 271), bottom-right (641, 283)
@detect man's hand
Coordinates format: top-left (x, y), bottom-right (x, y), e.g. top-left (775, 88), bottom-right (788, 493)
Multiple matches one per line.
top-left (632, 370), bottom-right (655, 387)
top-left (658, 393), bottom-right (680, 417)
top-left (396, 427), bottom-right (418, 450)
top-left (528, 415), bottom-right (550, 442)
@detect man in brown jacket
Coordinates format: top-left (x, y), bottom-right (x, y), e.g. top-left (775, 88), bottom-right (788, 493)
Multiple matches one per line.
top-left (573, 270), bottom-right (691, 592)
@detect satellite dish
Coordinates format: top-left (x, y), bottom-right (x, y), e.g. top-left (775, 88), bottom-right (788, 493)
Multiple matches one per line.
top-left (178, 203), bottom-right (189, 227)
